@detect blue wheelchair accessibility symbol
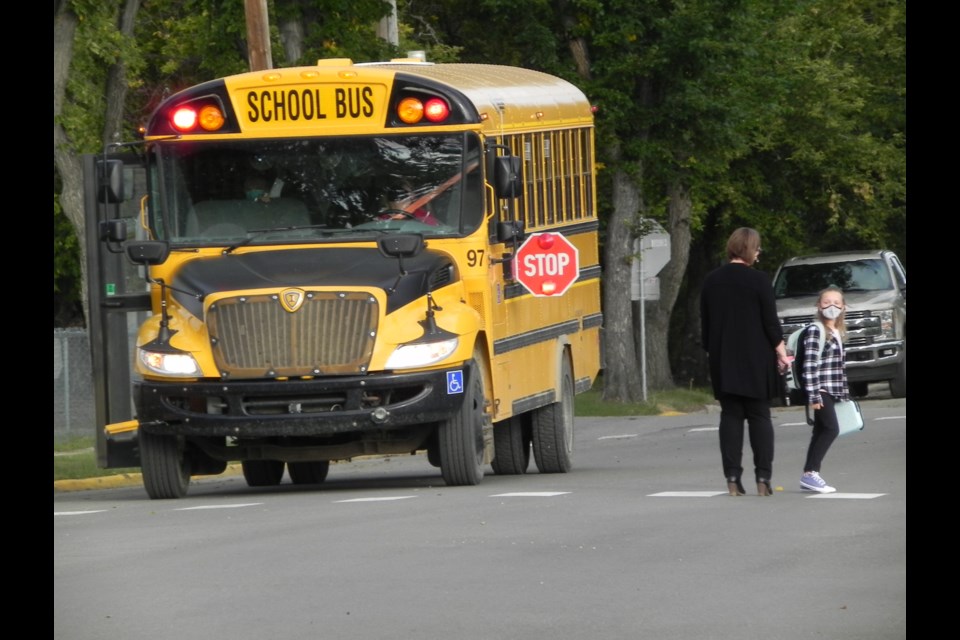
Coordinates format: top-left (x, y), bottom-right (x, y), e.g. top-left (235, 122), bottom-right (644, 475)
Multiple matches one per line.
top-left (446, 370), bottom-right (464, 394)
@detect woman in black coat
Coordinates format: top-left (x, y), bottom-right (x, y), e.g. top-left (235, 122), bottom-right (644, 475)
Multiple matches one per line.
top-left (700, 228), bottom-right (791, 496)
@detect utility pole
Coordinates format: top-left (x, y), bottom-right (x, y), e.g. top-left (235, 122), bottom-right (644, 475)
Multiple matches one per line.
top-left (245, 0), bottom-right (273, 71)
top-left (377, 0), bottom-right (399, 47)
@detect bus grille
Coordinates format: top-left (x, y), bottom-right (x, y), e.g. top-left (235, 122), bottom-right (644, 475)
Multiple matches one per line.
top-left (207, 291), bottom-right (378, 378)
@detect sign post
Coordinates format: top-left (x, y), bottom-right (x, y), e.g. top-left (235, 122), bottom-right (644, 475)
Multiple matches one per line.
top-left (513, 232), bottom-right (580, 297)
top-left (630, 221), bottom-right (671, 401)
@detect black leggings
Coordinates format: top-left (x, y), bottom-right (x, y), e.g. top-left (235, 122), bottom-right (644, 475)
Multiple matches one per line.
top-left (804, 393), bottom-right (840, 473)
top-left (718, 394), bottom-right (774, 482)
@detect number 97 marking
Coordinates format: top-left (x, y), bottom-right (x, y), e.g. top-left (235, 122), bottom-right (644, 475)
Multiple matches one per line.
top-left (467, 249), bottom-right (484, 267)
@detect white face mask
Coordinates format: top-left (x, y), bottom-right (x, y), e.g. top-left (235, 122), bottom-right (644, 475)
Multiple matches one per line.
top-left (821, 304), bottom-right (842, 320)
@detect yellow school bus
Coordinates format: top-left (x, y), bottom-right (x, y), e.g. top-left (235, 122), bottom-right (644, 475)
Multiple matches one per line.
top-left (86, 58), bottom-right (602, 499)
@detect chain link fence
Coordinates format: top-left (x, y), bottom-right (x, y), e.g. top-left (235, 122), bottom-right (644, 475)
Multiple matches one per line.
top-left (53, 328), bottom-right (95, 443)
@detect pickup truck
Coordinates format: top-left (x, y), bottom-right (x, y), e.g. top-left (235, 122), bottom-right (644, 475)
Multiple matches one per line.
top-left (772, 250), bottom-right (906, 400)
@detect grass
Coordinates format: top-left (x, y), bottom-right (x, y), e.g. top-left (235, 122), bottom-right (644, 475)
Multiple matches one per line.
top-left (54, 381), bottom-right (716, 482)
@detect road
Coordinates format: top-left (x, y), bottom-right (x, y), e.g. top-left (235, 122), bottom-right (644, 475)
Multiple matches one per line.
top-left (55, 396), bottom-right (905, 640)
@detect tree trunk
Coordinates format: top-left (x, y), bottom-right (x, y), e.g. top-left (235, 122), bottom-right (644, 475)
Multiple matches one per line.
top-left (601, 158), bottom-right (644, 403)
top-left (104, 0), bottom-right (141, 146)
top-left (54, 0), bottom-right (141, 328)
top-left (640, 179), bottom-right (693, 390)
top-left (54, 3), bottom-right (85, 324)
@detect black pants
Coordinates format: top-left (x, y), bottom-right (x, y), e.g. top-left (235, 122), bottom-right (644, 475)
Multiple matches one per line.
top-left (718, 394), bottom-right (774, 482)
top-left (804, 393), bottom-right (840, 473)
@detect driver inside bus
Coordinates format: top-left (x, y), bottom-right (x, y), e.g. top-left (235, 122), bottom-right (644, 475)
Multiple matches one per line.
top-left (381, 182), bottom-right (439, 226)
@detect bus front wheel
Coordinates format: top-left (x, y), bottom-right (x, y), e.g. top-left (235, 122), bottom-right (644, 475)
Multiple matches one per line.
top-left (140, 430), bottom-right (191, 499)
top-left (438, 359), bottom-right (485, 486)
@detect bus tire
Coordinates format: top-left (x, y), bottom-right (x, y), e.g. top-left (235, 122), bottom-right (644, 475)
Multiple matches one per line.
top-left (241, 460), bottom-right (285, 487)
top-left (140, 430), bottom-right (191, 499)
top-left (438, 359), bottom-right (485, 486)
top-left (491, 415), bottom-right (530, 475)
top-left (287, 461), bottom-right (331, 485)
top-left (532, 355), bottom-right (574, 474)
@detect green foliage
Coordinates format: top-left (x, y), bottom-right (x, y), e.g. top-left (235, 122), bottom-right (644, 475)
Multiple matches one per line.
top-left (54, 194), bottom-right (84, 326)
top-left (61, 0), bottom-right (146, 150)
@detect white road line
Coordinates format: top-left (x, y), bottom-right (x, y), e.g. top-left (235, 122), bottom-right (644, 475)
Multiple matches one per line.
top-left (781, 421), bottom-right (809, 427)
top-left (335, 496), bottom-right (418, 503)
top-left (54, 510), bottom-right (108, 516)
top-left (175, 503), bottom-right (263, 510)
top-left (688, 427), bottom-right (718, 432)
top-left (876, 416), bottom-right (905, 420)
top-left (805, 493), bottom-right (886, 499)
top-left (490, 492), bottom-right (571, 497)
top-left (598, 434), bottom-right (638, 440)
top-left (649, 491), bottom-right (728, 497)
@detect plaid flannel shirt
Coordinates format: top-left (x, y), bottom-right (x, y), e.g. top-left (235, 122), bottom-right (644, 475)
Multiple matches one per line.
top-left (802, 324), bottom-right (850, 405)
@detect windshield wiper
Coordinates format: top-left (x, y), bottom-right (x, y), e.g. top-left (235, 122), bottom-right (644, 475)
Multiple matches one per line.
top-left (221, 225), bottom-right (329, 254)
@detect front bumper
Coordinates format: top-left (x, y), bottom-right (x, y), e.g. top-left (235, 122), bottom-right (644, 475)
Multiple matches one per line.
top-left (133, 365), bottom-right (472, 438)
top-left (845, 340), bottom-right (904, 384)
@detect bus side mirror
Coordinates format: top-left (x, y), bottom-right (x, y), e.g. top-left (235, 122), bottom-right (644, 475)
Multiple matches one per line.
top-left (97, 159), bottom-right (126, 204)
top-left (126, 241), bottom-right (171, 266)
top-left (493, 156), bottom-right (522, 199)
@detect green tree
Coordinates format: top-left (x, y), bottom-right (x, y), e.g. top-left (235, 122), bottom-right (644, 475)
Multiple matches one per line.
top-left (397, 0), bottom-right (904, 398)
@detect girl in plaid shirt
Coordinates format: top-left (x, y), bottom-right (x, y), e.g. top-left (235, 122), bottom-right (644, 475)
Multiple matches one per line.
top-left (799, 286), bottom-right (850, 493)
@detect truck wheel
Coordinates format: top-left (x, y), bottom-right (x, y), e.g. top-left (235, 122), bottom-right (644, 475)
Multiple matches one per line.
top-left (532, 355), bottom-right (574, 474)
top-left (140, 430), bottom-right (191, 499)
top-left (491, 415), bottom-right (530, 475)
top-left (241, 460), bottom-right (285, 487)
top-left (438, 358), bottom-right (486, 486)
top-left (849, 382), bottom-right (869, 398)
top-left (287, 461), bottom-right (331, 485)
top-left (889, 345), bottom-right (906, 398)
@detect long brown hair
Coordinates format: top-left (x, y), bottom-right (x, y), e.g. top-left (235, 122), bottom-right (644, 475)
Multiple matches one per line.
top-left (725, 227), bottom-right (760, 264)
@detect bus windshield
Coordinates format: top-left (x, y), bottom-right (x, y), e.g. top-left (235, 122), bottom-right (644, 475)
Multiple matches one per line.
top-left (149, 132), bottom-right (483, 244)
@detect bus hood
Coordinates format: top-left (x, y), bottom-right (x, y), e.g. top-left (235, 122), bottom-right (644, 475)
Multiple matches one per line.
top-left (171, 247), bottom-right (457, 318)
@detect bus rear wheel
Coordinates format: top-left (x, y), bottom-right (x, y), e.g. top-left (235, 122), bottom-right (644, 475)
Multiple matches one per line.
top-left (491, 415), bottom-right (530, 475)
top-left (532, 355), bottom-right (574, 474)
top-left (241, 460), bottom-right (285, 487)
top-left (438, 359), bottom-right (486, 486)
top-left (287, 461), bottom-right (331, 485)
top-left (140, 430), bottom-right (191, 499)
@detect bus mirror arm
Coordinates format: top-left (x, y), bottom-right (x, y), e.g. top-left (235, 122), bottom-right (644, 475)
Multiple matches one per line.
top-left (99, 219), bottom-right (127, 254)
top-left (491, 220), bottom-right (524, 266)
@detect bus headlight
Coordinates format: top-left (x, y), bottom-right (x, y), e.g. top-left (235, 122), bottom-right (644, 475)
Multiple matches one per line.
top-left (138, 349), bottom-right (200, 376)
top-left (386, 338), bottom-right (459, 369)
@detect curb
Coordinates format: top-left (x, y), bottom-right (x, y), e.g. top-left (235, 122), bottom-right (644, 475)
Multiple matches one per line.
top-left (54, 464), bottom-right (244, 493)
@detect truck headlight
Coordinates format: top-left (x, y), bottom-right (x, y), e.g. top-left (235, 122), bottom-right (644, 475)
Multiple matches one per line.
top-left (877, 309), bottom-right (895, 339)
top-left (138, 349), bottom-right (200, 376)
top-left (386, 338), bottom-right (459, 369)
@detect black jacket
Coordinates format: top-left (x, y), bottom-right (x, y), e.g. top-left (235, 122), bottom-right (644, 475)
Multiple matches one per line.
top-left (700, 262), bottom-right (783, 400)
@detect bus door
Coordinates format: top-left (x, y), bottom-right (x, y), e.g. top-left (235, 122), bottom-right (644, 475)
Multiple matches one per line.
top-left (82, 152), bottom-right (151, 468)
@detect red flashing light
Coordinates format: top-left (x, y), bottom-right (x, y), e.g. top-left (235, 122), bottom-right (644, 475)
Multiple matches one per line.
top-left (171, 107), bottom-right (198, 131)
top-left (423, 98), bottom-right (450, 123)
top-left (537, 233), bottom-right (556, 250)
